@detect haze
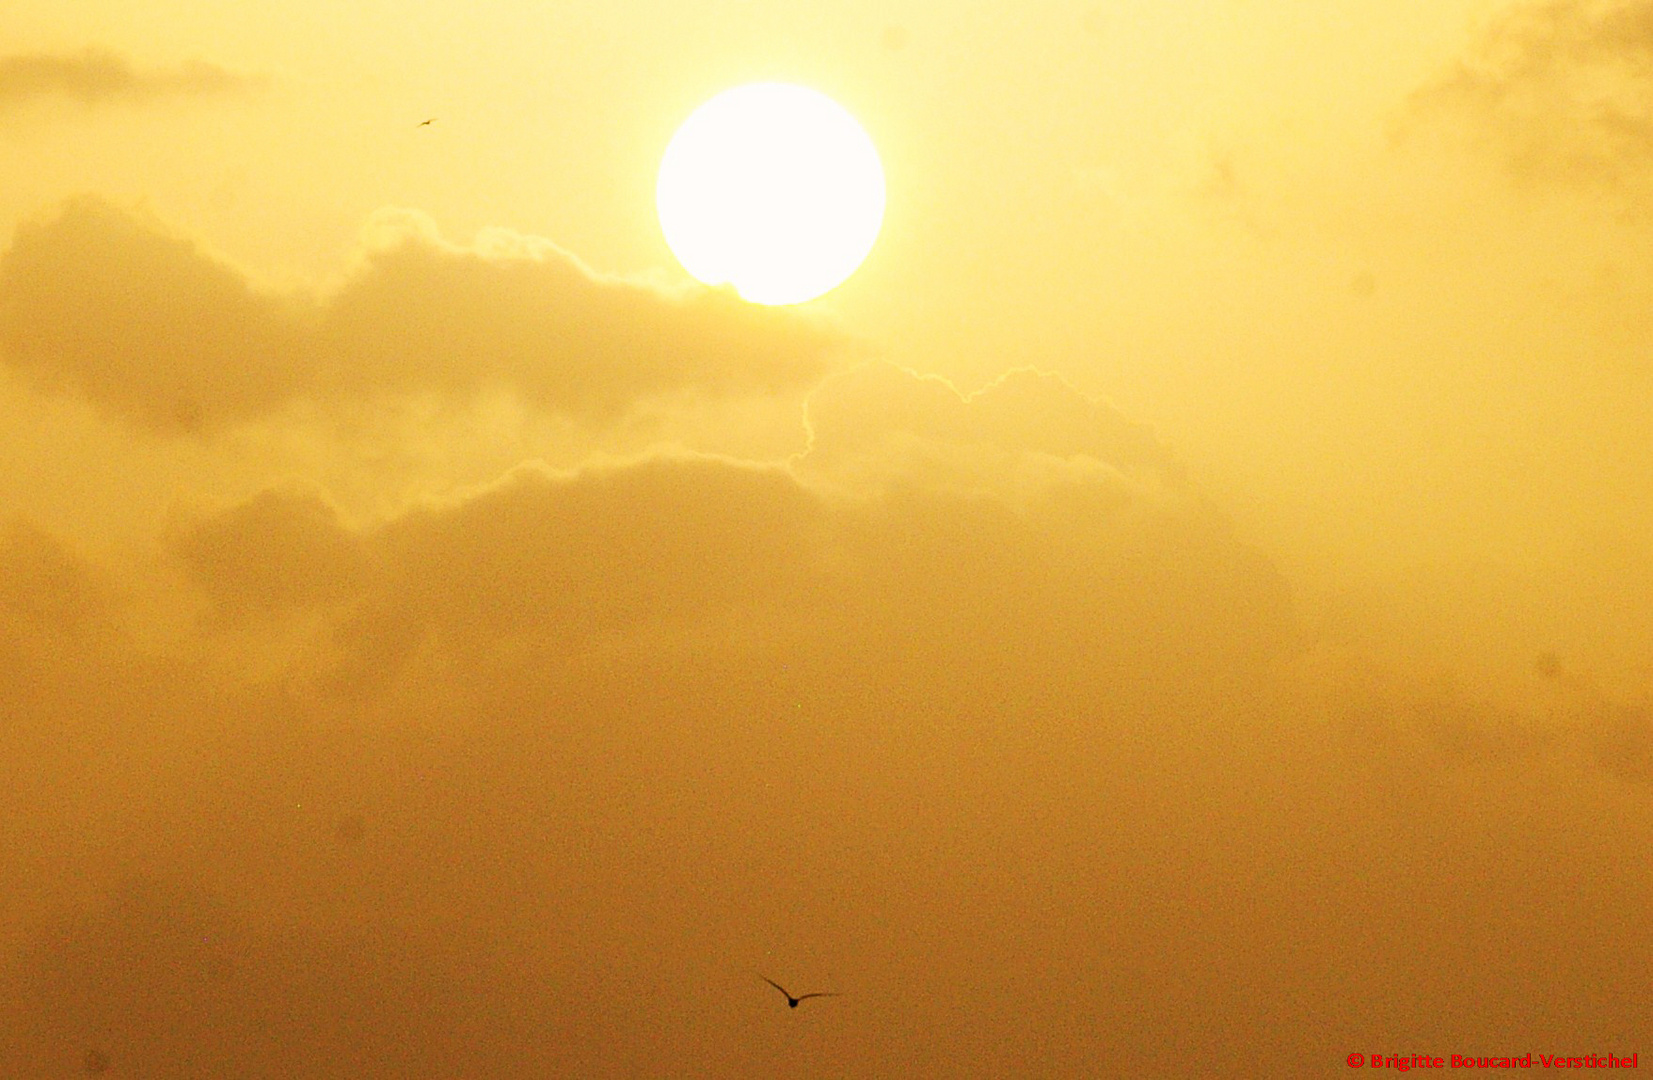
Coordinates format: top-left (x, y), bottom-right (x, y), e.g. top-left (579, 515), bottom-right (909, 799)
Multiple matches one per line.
top-left (1, 2), bottom-right (1649, 1076)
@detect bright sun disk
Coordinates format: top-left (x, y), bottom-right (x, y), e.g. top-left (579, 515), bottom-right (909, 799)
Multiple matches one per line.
top-left (656, 82), bottom-right (885, 305)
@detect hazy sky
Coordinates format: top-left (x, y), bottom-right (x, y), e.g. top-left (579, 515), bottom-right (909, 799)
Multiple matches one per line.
top-left (2, 2), bottom-right (1650, 1076)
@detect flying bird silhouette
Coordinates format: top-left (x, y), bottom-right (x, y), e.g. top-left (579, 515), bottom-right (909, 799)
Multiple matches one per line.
top-left (418, 118), bottom-right (435, 126)
top-left (761, 975), bottom-right (839, 1008)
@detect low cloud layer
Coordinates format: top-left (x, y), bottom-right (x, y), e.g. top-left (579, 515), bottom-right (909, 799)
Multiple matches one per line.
top-left (0, 199), bottom-right (841, 432)
top-left (2, 435), bottom-right (1647, 1075)
top-left (5, 348), bottom-right (1651, 1077)
top-left (0, 48), bottom-right (251, 107)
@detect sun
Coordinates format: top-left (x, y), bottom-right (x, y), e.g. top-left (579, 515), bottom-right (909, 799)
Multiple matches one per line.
top-left (657, 83), bottom-right (885, 306)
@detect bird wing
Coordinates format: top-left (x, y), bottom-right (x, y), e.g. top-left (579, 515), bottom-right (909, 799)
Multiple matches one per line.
top-left (760, 975), bottom-right (793, 998)
top-left (795, 992), bottom-right (840, 1001)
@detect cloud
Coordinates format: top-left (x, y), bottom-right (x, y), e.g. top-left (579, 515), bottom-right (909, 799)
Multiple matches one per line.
top-left (168, 488), bottom-right (364, 617)
top-left (173, 454), bottom-right (1287, 702)
top-left (0, 382), bottom-right (1313, 1074)
top-left (0, 199), bottom-right (841, 432)
top-left (5, 470), bottom-right (1649, 1075)
top-left (1585, 700), bottom-right (1653, 783)
top-left (0, 518), bottom-right (117, 636)
top-left (0, 48), bottom-right (252, 107)
top-left (1406, 0), bottom-right (1653, 186)
top-left (4, 397), bottom-right (1651, 1074)
top-left (0, 199), bottom-right (308, 432)
top-left (5, 873), bottom-right (505, 1079)
top-left (799, 360), bottom-right (1187, 499)
top-left (158, 363), bottom-right (1284, 701)
top-left (2, 186), bottom-right (1649, 1075)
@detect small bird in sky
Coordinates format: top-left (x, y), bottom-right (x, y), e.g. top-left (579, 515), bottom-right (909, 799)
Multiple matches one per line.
top-left (761, 975), bottom-right (839, 1008)
top-left (418, 118), bottom-right (435, 126)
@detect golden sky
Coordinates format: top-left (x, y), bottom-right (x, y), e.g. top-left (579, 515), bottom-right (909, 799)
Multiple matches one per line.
top-left (2, 1), bottom-right (1650, 1075)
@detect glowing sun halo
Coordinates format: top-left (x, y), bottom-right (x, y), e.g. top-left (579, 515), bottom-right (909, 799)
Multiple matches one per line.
top-left (657, 83), bottom-right (885, 305)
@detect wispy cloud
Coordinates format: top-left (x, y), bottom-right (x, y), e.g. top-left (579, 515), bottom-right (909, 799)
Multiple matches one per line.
top-left (1406, 0), bottom-right (1653, 186)
top-left (0, 48), bottom-right (254, 107)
